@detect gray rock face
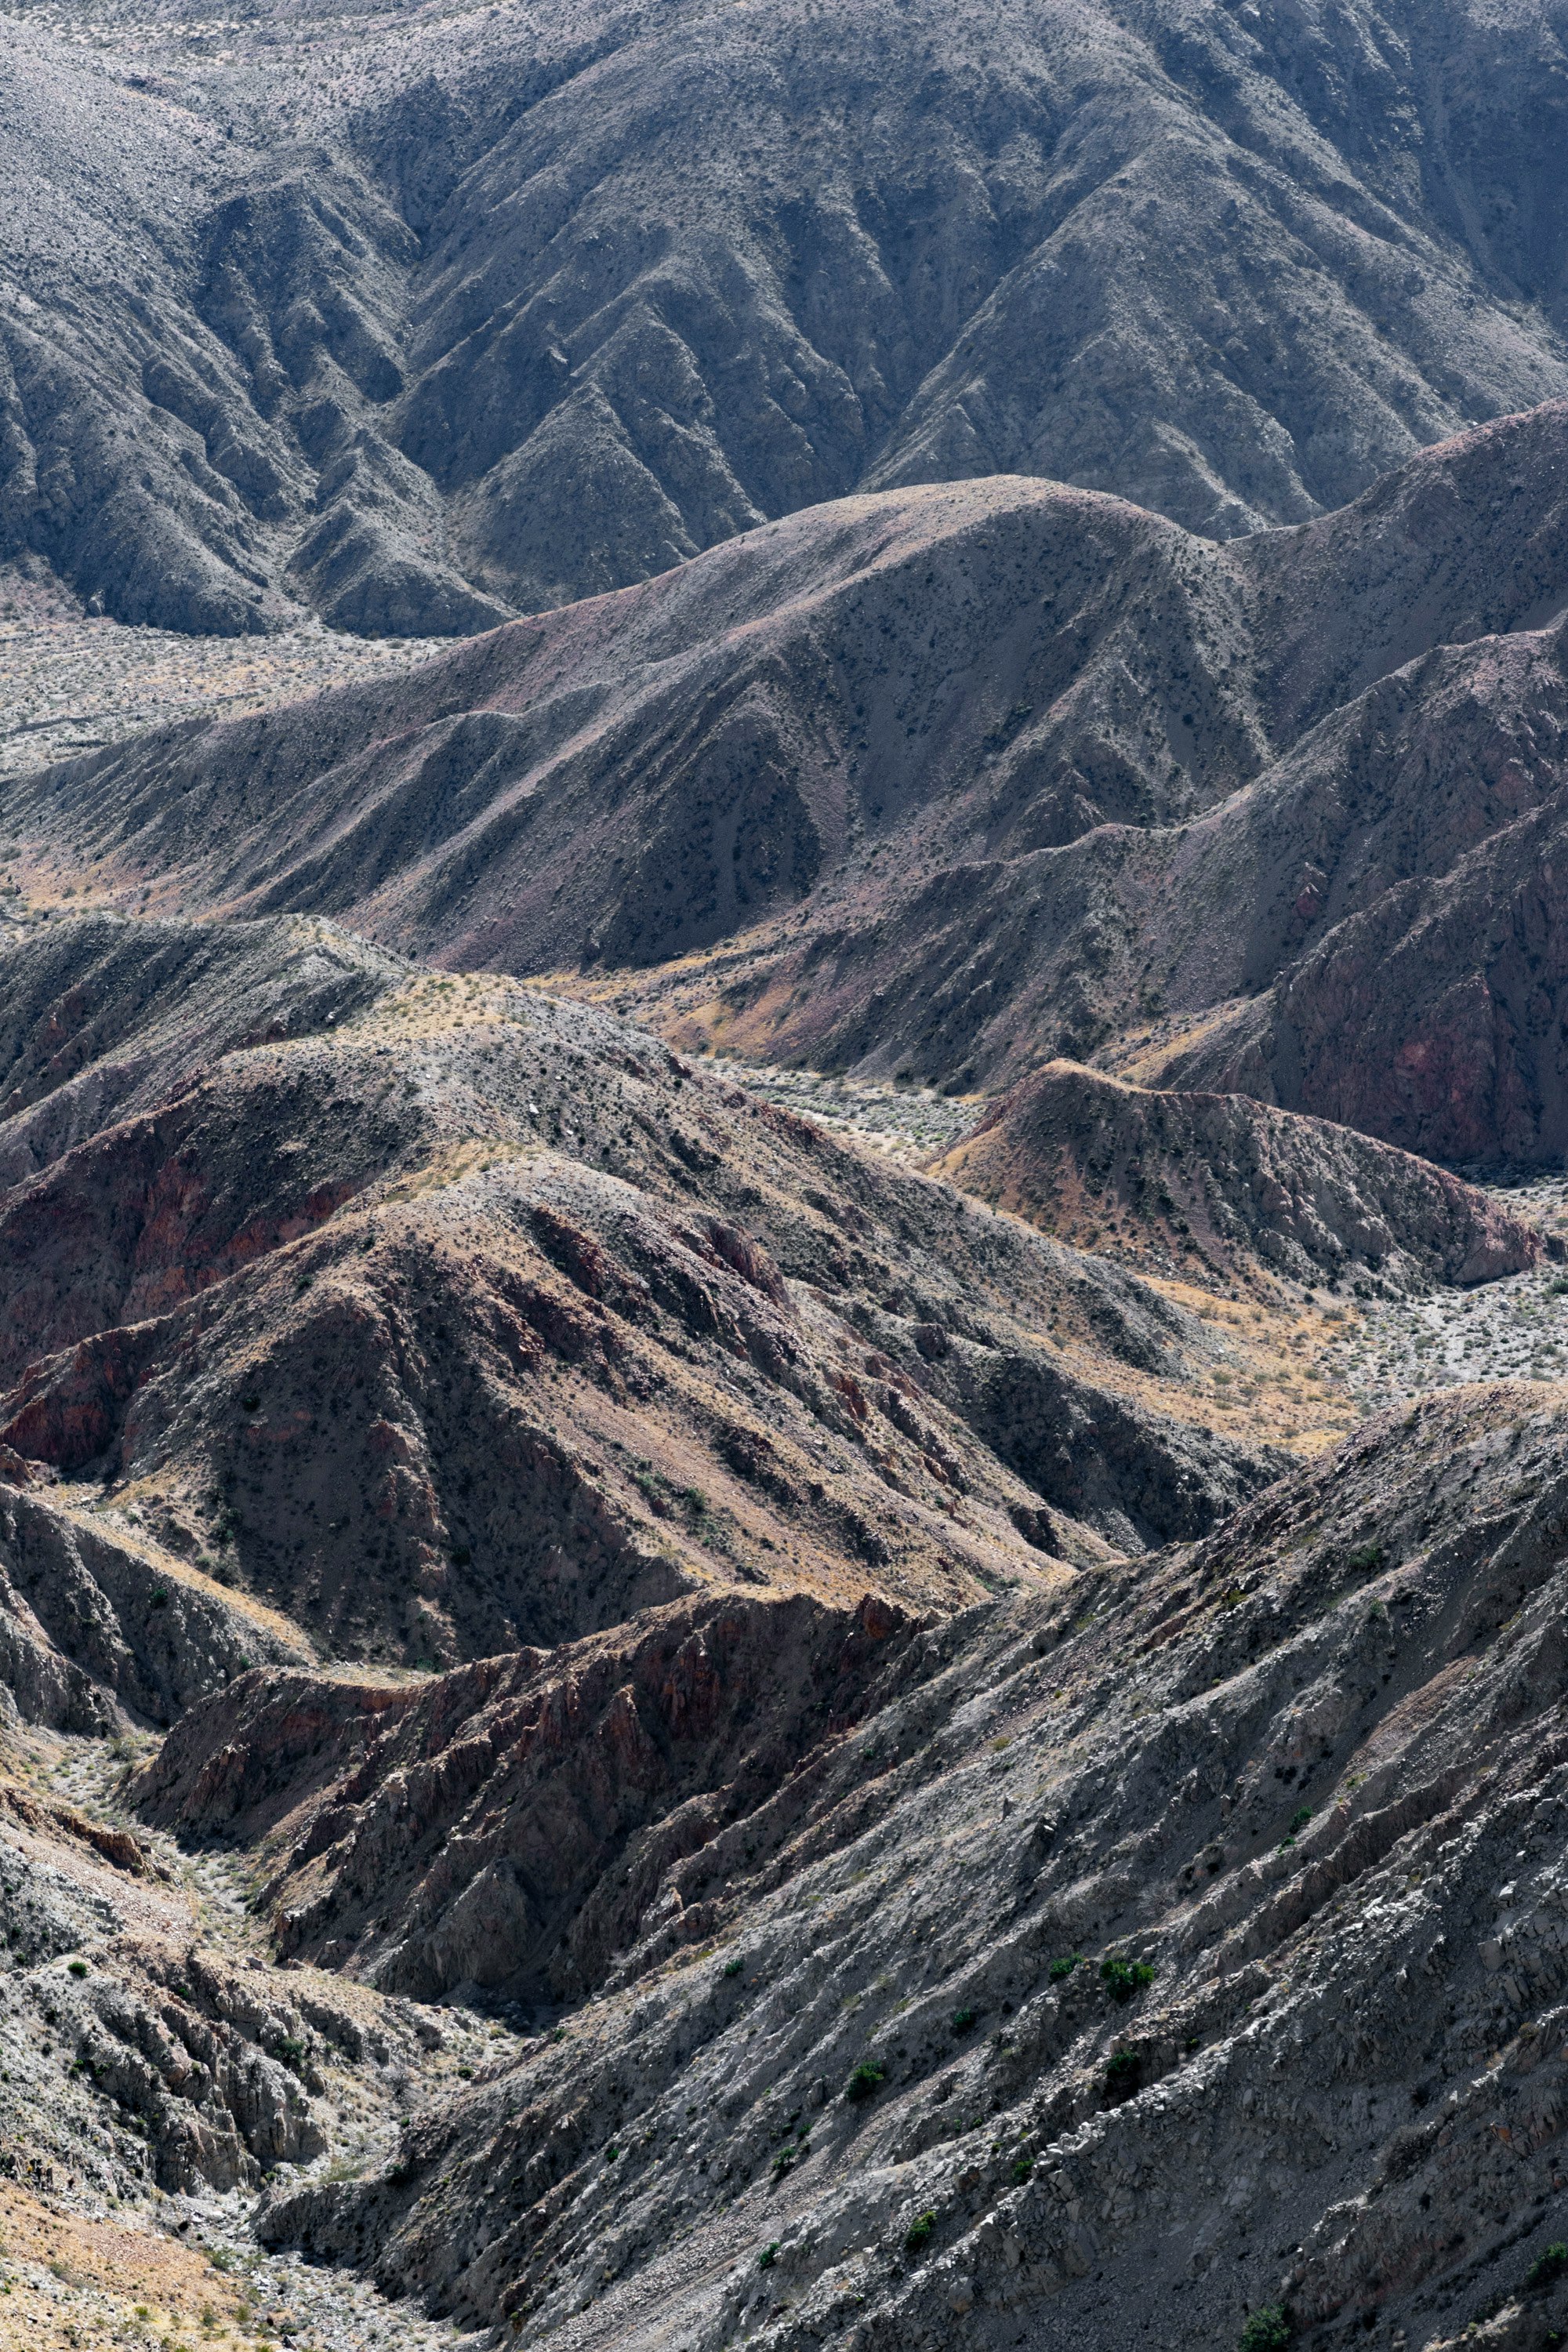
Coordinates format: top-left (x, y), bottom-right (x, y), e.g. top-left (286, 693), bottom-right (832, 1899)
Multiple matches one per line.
top-left (0, 1483), bottom-right (314, 1731)
top-left (233, 1383), bottom-right (1568, 2350)
top-left (4, 0), bottom-right (1568, 629)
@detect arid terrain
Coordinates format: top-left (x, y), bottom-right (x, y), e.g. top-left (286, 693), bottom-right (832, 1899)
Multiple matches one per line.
top-left (12, 403), bottom-right (1568, 1170)
top-left (6, 3), bottom-right (1568, 2347)
top-left (4, 0), bottom-right (1568, 632)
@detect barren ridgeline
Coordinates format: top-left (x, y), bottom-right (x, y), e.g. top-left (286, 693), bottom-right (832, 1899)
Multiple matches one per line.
top-left (5, 2), bottom-right (1568, 2347)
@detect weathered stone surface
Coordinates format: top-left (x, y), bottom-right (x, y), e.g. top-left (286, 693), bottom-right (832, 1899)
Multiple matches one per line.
top-left (240, 1385), bottom-right (1568, 2350)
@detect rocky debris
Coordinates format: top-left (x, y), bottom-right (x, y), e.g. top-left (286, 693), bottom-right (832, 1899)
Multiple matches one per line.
top-left (931, 1060), bottom-right (1552, 1296)
top-left (1321, 1175), bottom-right (1568, 1410)
top-left (0, 913), bottom-right (1286, 1668)
top-left (0, 2176), bottom-right (479, 2352)
top-left (134, 1591), bottom-right (940, 2007)
top-left (240, 1385), bottom-right (1568, 2351)
top-left (5, 0), bottom-right (1568, 627)
top-left (706, 1060), bottom-right (980, 1170)
top-left (0, 1731), bottom-right (438, 2205)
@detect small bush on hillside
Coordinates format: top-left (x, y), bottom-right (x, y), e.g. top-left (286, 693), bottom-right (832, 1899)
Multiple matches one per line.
top-left (1011, 2156), bottom-right (1034, 2183)
top-left (67, 1959), bottom-right (87, 1978)
top-left (1104, 2051), bottom-right (1141, 2100)
top-left (904, 2212), bottom-right (936, 2255)
top-left (844, 2061), bottom-right (887, 2103)
top-left (950, 2007), bottom-right (978, 2034)
top-left (1346, 1541), bottom-right (1385, 1573)
top-left (758, 2242), bottom-right (780, 2271)
top-left (1237, 2305), bottom-right (1293, 2351)
top-left (1047, 1954), bottom-right (1081, 1982)
top-left (722, 1956), bottom-right (745, 1979)
top-left (1100, 1955), bottom-right (1156, 2002)
top-left (1527, 2244), bottom-right (1568, 2290)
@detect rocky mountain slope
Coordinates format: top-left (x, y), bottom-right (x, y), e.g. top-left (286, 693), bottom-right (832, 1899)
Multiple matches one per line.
top-left (20, 399), bottom-right (1568, 1163)
top-left (5, 0), bottom-right (1568, 630)
top-left (121, 1382), bottom-right (1568, 2352)
top-left (931, 1062), bottom-right (1552, 1296)
top-left (2, 896), bottom-right (1566, 2350)
top-left (0, 908), bottom-right (1304, 1687)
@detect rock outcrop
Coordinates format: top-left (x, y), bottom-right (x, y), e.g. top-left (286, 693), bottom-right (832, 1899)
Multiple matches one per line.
top-left (135, 1591), bottom-right (931, 2005)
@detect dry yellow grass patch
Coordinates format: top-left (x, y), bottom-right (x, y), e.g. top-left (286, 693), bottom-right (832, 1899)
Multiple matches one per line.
top-left (0, 2183), bottom-right (246, 2351)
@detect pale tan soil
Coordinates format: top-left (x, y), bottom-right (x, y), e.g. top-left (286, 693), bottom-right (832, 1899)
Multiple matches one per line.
top-left (0, 609), bottom-right (447, 788)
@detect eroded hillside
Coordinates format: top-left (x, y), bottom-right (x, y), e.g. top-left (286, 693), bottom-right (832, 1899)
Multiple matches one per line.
top-left (5, 0), bottom-right (1568, 632)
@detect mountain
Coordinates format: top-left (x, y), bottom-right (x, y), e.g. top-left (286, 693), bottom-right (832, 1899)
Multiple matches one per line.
top-left (20, 399), bottom-right (1568, 1161)
top-left (10, 6), bottom-right (1568, 2342)
top-left (135, 1382), bottom-right (1568, 2352)
top-left (0, 909), bottom-right (1299, 1686)
top-left (5, 0), bottom-right (1568, 630)
top-left (928, 1060), bottom-right (1551, 1294)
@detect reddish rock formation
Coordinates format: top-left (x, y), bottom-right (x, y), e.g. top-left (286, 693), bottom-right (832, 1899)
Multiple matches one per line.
top-left (136, 1590), bottom-right (927, 2003)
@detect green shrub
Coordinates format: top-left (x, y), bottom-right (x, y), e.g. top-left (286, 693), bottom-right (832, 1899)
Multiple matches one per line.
top-left (604, 2146), bottom-right (619, 2163)
top-left (758, 2242), bottom-right (780, 2271)
top-left (722, 1956), bottom-right (745, 1979)
top-left (844, 2061), bottom-right (887, 2104)
top-left (1237, 2305), bottom-right (1293, 2351)
top-left (904, 2211), bottom-right (936, 2255)
top-left (1104, 2050), bottom-right (1141, 2099)
top-left (1011, 2156), bottom-right (1034, 2184)
top-left (66, 1959), bottom-right (87, 1978)
top-left (1100, 1955), bottom-right (1156, 2002)
top-left (1288, 1806), bottom-right (1312, 1835)
top-left (1346, 1541), bottom-right (1384, 1573)
top-left (1528, 2244), bottom-right (1568, 2290)
top-left (771, 2147), bottom-right (796, 2180)
top-left (1047, 1954), bottom-right (1081, 1982)
top-left (950, 2006), bottom-right (978, 2035)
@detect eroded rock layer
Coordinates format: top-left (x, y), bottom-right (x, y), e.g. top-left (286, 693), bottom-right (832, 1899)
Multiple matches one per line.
top-left (132, 1385), bottom-right (1568, 2352)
